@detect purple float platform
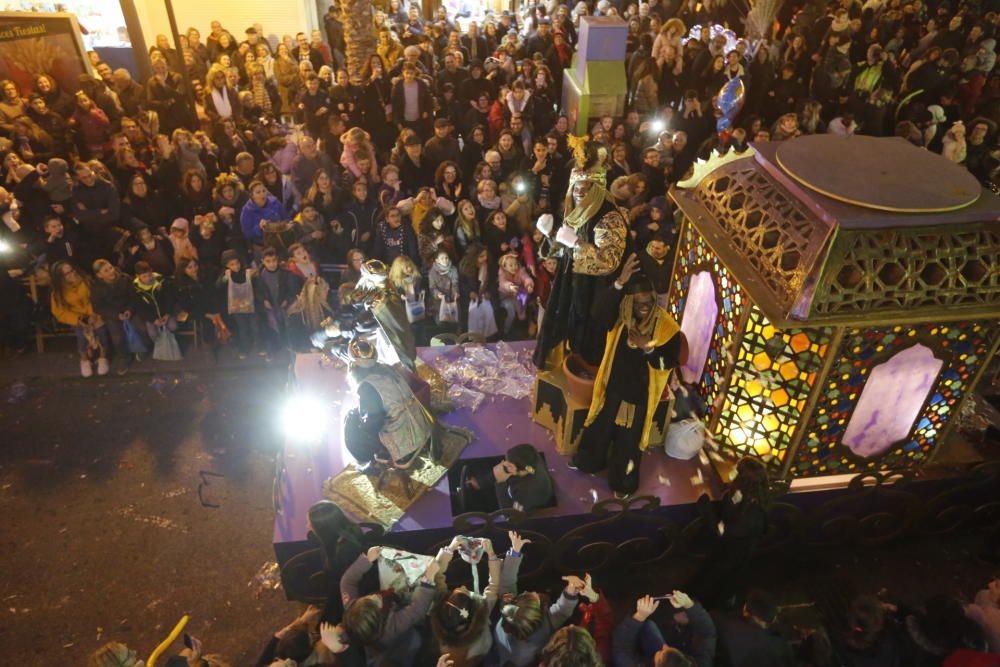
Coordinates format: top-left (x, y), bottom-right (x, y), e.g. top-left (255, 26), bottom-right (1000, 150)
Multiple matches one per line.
top-left (273, 342), bottom-right (724, 565)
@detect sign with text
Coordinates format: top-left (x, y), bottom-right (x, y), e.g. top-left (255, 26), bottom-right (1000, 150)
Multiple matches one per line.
top-left (0, 13), bottom-right (91, 96)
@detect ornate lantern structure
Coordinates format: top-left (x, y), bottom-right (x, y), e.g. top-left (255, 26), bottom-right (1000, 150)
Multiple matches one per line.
top-left (667, 135), bottom-right (1000, 478)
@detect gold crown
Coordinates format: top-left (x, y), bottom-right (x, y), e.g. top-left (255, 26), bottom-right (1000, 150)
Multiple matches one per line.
top-left (568, 167), bottom-right (607, 189)
top-left (348, 337), bottom-right (377, 366)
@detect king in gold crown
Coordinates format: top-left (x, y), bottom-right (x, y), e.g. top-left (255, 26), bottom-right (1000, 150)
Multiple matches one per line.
top-left (566, 133), bottom-right (607, 189)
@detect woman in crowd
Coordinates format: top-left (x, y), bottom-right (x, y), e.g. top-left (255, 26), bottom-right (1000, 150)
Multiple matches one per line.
top-left (50, 259), bottom-right (111, 377)
top-left (90, 258), bottom-right (147, 372)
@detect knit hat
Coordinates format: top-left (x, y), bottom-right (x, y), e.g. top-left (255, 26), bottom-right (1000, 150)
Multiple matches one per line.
top-left (170, 218), bottom-right (190, 231)
top-left (221, 249), bottom-right (240, 265)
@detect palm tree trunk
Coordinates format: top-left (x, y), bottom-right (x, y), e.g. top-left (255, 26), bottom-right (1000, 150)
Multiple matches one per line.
top-left (341, 0), bottom-right (377, 80)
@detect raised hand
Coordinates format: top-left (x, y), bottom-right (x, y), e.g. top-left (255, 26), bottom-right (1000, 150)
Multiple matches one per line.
top-left (617, 252), bottom-right (640, 286)
top-left (320, 622), bottom-right (349, 653)
top-left (670, 590), bottom-right (694, 609)
top-left (561, 575), bottom-right (586, 595)
top-left (555, 224), bottom-right (579, 248)
top-left (535, 213), bottom-right (554, 237)
top-left (634, 594), bottom-right (660, 621)
top-left (508, 530), bottom-right (531, 553)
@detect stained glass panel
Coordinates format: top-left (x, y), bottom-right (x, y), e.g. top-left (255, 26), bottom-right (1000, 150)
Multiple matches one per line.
top-left (714, 305), bottom-right (833, 470)
top-left (668, 222), bottom-right (747, 418)
top-left (842, 344), bottom-right (942, 458)
top-left (790, 321), bottom-right (999, 476)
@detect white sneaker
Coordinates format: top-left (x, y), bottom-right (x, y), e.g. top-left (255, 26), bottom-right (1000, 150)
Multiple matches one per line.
top-left (97, 358), bottom-right (109, 376)
top-left (80, 360), bottom-right (93, 377)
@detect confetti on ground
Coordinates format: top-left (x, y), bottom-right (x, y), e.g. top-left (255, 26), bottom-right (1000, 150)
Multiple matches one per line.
top-left (249, 561), bottom-right (282, 598)
top-left (658, 474), bottom-right (672, 487)
top-left (117, 506), bottom-right (188, 532)
top-left (589, 489), bottom-right (599, 503)
top-left (697, 450), bottom-right (710, 466)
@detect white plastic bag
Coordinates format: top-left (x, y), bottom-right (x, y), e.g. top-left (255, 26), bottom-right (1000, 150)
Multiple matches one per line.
top-left (467, 299), bottom-right (498, 337)
top-left (664, 418), bottom-right (707, 460)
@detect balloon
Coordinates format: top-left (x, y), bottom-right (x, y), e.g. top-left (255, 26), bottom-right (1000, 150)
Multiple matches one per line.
top-left (715, 76), bottom-right (746, 135)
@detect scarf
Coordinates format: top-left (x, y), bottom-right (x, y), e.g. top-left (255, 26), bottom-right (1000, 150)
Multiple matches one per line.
top-left (562, 181), bottom-right (610, 232)
top-left (251, 79), bottom-right (272, 113)
top-left (478, 194), bottom-right (501, 210)
top-left (210, 86), bottom-right (233, 119)
top-left (507, 91), bottom-right (531, 115)
top-left (619, 294), bottom-right (663, 342)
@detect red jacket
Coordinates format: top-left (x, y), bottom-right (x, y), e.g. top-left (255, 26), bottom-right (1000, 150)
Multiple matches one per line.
top-left (576, 591), bottom-right (614, 664)
top-left (488, 100), bottom-right (506, 144)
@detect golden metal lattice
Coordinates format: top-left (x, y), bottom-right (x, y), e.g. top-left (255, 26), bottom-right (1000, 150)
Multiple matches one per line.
top-left (811, 225), bottom-right (1000, 320)
top-left (692, 166), bottom-right (834, 318)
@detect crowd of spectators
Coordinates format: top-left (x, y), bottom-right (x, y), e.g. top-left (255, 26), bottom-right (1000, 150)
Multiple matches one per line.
top-left (89, 464), bottom-right (1000, 666)
top-left (1, 0), bottom-right (998, 376)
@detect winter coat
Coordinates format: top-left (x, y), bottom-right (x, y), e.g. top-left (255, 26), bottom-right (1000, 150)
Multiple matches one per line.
top-left (132, 273), bottom-right (179, 321)
top-left (50, 280), bottom-right (96, 326)
top-left (240, 194), bottom-right (287, 245)
top-left (91, 275), bottom-right (139, 320)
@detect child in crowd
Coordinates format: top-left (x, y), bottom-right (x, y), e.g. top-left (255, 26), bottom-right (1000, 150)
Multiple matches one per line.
top-left (340, 127), bottom-right (380, 183)
top-left (378, 163), bottom-right (403, 210)
top-left (285, 242), bottom-right (319, 281)
top-left (418, 213), bottom-right (456, 271)
top-left (217, 248), bottom-right (258, 359)
top-left (495, 531), bottom-right (585, 666)
top-left (428, 249), bottom-right (459, 326)
top-left (37, 214), bottom-right (79, 267)
top-left (292, 202), bottom-right (328, 261)
top-left (256, 247), bottom-right (298, 358)
top-left (340, 545), bottom-right (443, 666)
top-left (431, 537), bottom-right (503, 667)
top-left (497, 252), bottom-right (533, 337)
top-left (167, 218), bottom-right (199, 264)
top-left (454, 199), bottom-right (480, 255)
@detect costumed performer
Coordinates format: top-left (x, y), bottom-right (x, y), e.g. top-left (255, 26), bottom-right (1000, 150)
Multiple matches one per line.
top-left (344, 337), bottom-right (435, 469)
top-left (314, 258), bottom-right (418, 371)
top-left (571, 254), bottom-right (687, 497)
top-left (532, 135), bottom-right (630, 369)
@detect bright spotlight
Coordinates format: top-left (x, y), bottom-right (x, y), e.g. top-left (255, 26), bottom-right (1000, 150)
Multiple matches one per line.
top-left (0, 238), bottom-right (11, 253)
top-left (281, 394), bottom-right (327, 444)
top-left (651, 119), bottom-right (666, 133)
